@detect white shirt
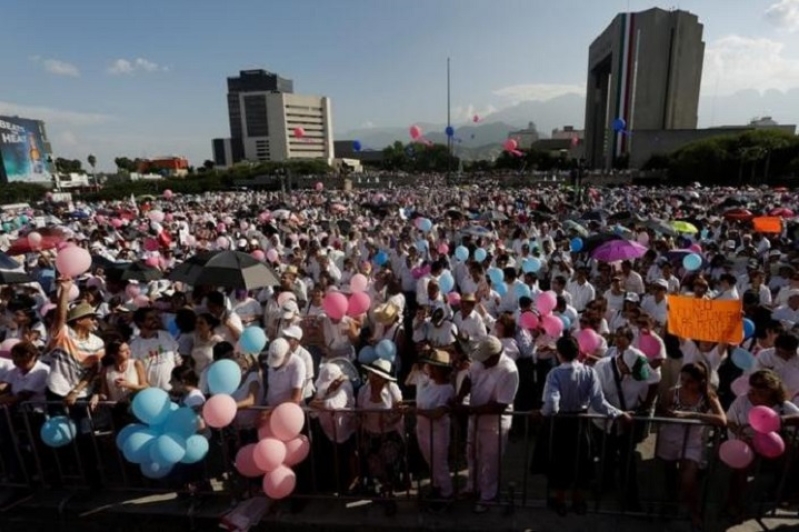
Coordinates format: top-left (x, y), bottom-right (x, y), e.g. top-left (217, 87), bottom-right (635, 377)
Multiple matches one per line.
top-left (130, 331), bottom-right (181, 391)
top-left (592, 353), bottom-right (658, 429)
top-left (681, 340), bottom-right (724, 388)
top-left (357, 381), bottom-right (403, 434)
top-left (641, 295), bottom-right (668, 327)
top-left (753, 349), bottom-right (799, 397)
top-left (266, 356), bottom-right (305, 406)
top-left (453, 309), bottom-right (487, 340)
top-left (468, 354), bottom-right (519, 430)
top-left (622, 271), bottom-right (645, 295)
top-left (773, 305), bottom-right (799, 327)
top-left (603, 290), bottom-right (626, 313)
top-left (232, 298), bottom-right (263, 324)
top-left (566, 280), bottom-right (596, 312)
top-left (290, 346), bottom-right (315, 399)
top-left (5, 360), bottom-right (49, 403)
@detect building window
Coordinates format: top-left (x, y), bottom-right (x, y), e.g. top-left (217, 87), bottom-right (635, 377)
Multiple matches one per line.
top-left (244, 95), bottom-right (269, 137)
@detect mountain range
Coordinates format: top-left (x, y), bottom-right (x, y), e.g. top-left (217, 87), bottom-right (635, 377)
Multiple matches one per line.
top-left (338, 90), bottom-right (799, 159)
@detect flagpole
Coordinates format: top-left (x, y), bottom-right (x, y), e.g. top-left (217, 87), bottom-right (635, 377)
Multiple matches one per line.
top-left (446, 57), bottom-right (451, 187)
top-left (628, 29), bottom-right (641, 155)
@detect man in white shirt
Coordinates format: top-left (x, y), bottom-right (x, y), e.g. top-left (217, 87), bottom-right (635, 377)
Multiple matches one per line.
top-left (453, 336), bottom-right (519, 513)
top-left (453, 293), bottom-right (488, 344)
top-left (566, 267), bottom-right (596, 313)
top-left (772, 291), bottom-right (799, 328)
top-left (641, 280), bottom-right (669, 329)
top-left (603, 276), bottom-right (626, 313)
top-left (206, 291), bottom-right (243, 344)
top-left (282, 325), bottom-right (315, 401)
top-left (129, 308), bottom-right (181, 391)
top-left (265, 338), bottom-right (306, 406)
top-left (416, 261), bottom-right (443, 307)
top-left (231, 289), bottom-right (263, 327)
top-left (620, 260), bottom-right (645, 295)
top-left (0, 342), bottom-right (49, 406)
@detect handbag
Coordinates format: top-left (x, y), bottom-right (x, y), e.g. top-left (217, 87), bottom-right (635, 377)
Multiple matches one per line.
top-left (611, 354), bottom-right (649, 444)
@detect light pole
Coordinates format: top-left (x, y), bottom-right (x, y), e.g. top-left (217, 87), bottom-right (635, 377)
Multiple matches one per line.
top-left (446, 57), bottom-right (451, 187)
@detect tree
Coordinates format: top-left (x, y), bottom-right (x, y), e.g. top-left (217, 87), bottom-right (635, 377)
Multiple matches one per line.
top-left (87, 154), bottom-right (96, 172)
top-left (203, 160), bottom-right (215, 171)
top-left (54, 158), bottom-right (83, 173)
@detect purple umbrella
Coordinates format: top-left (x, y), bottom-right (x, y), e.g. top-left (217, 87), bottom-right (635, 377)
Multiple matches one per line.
top-left (591, 240), bottom-right (648, 262)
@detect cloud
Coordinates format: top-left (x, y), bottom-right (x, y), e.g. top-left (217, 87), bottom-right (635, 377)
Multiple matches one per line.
top-left (107, 57), bottom-right (167, 75)
top-left (30, 56), bottom-right (80, 77)
top-left (702, 35), bottom-right (799, 95)
top-left (451, 103), bottom-right (498, 123)
top-left (56, 130), bottom-right (79, 147)
top-left (0, 101), bottom-right (112, 127)
top-left (361, 121), bottom-right (374, 128)
top-left (492, 83), bottom-right (585, 104)
top-left (766, 0), bottom-right (799, 31)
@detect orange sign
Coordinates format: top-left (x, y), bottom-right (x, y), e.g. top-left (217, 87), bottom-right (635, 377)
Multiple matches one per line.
top-left (667, 295), bottom-right (743, 344)
top-left (752, 217), bottom-right (782, 234)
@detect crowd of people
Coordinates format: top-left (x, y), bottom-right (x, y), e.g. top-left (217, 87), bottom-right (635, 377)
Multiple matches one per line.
top-left (1, 180), bottom-right (799, 528)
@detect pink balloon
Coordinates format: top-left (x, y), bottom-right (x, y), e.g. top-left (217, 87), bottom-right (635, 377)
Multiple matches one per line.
top-left (257, 421), bottom-right (274, 440)
top-left (148, 210), bottom-right (165, 223)
top-left (437, 243), bottom-right (449, 255)
top-left (266, 249), bottom-right (279, 263)
top-left (111, 219), bottom-right (123, 229)
top-left (473, 114), bottom-right (480, 123)
top-left (503, 139), bottom-right (518, 152)
top-left (269, 402), bottom-right (305, 442)
top-left (541, 314), bottom-right (563, 337)
top-left (235, 444), bottom-right (263, 478)
top-left (68, 284), bottom-right (80, 301)
top-left (322, 292), bottom-right (349, 321)
top-left (95, 215), bottom-right (106, 224)
top-left (253, 438), bottom-right (287, 473)
top-left (145, 256), bottom-right (159, 268)
top-left (284, 435), bottom-right (310, 466)
top-left (349, 274), bottom-right (368, 294)
top-left (347, 291), bottom-right (371, 317)
top-left (749, 405), bottom-right (781, 434)
top-left (125, 284), bottom-right (141, 299)
top-left (689, 243), bottom-right (702, 253)
top-left (144, 238), bottom-right (159, 252)
top-left (577, 329), bottom-right (601, 354)
top-left (240, 220), bottom-right (249, 231)
top-left (163, 189), bottom-right (173, 200)
top-left (315, 182), bottom-right (324, 192)
top-left (27, 231), bottom-right (42, 247)
top-left (409, 125), bottom-right (422, 140)
top-left (536, 291), bottom-right (557, 315)
top-left (277, 291), bottom-right (296, 307)
top-left (259, 211), bottom-right (271, 223)
top-left (0, 338), bottom-right (20, 358)
top-left (294, 127), bottom-right (305, 138)
top-left (731, 375), bottom-right (749, 397)
top-left (263, 465), bottom-right (296, 499)
top-left (752, 431), bottom-right (785, 458)
top-left (719, 439), bottom-right (754, 469)
top-left (637, 232), bottom-right (650, 245)
top-left (202, 394), bottom-right (238, 428)
top-left (638, 333), bottom-right (661, 359)
top-left (519, 311), bottom-right (539, 331)
top-left (251, 250), bottom-right (265, 261)
top-left (134, 295), bottom-right (151, 308)
top-left (55, 246), bottom-right (92, 278)
top-left (164, 213), bottom-right (174, 222)
top-left (39, 302), bottom-right (56, 317)
top-left (447, 292), bottom-right (461, 306)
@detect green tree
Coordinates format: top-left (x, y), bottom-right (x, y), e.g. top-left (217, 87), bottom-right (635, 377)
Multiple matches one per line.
top-left (203, 160), bottom-right (215, 171)
top-left (87, 154), bottom-right (96, 172)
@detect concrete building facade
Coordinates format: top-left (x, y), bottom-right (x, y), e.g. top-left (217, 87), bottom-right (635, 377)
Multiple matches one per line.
top-left (584, 8), bottom-right (705, 169)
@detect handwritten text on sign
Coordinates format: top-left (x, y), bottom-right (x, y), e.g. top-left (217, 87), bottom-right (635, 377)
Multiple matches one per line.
top-left (667, 295), bottom-right (743, 344)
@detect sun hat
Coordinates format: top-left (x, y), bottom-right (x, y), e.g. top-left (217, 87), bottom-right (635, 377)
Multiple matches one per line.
top-left (374, 303), bottom-right (399, 324)
top-left (67, 302), bottom-right (97, 323)
top-left (420, 349), bottom-right (452, 368)
top-left (460, 293), bottom-right (477, 303)
top-left (266, 338), bottom-right (291, 368)
top-left (315, 363), bottom-right (344, 394)
top-left (472, 335), bottom-right (503, 363)
top-left (282, 325), bottom-right (303, 341)
top-left (363, 359), bottom-right (396, 382)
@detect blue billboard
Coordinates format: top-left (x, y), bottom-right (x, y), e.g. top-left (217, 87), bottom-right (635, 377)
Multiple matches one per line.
top-left (0, 116), bottom-right (54, 183)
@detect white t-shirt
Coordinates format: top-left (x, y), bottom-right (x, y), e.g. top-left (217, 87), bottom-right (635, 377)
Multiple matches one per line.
top-left (357, 381), bottom-right (403, 434)
top-left (266, 356), bottom-right (305, 406)
top-left (0, 358), bottom-right (14, 383)
top-left (183, 388), bottom-right (206, 408)
top-left (6, 360), bottom-right (49, 403)
top-left (130, 331), bottom-right (181, 391)
top-left (752, 349), bottom-right (799, 397)
top-left (468, 354), bottom-right (519, 430)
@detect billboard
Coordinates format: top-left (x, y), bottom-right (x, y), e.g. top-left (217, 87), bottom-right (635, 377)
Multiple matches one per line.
top-left (0, 116), bottom-right (54, 183)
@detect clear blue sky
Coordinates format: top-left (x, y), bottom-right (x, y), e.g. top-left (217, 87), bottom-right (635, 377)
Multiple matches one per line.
top-left (2, 0), bottom-right (797, 169)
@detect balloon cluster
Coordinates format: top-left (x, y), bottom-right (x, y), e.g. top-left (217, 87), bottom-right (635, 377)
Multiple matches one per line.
top-left (322, 289), bottom-right (375, 321)
top-left (358, 339), bottom-right (397, 365)
top-left (117, 387), bottom-right (209, 479)
top-left (719, 405), bottom-right (785, 469)
top-left (235, 402), bottom-right (309, 499)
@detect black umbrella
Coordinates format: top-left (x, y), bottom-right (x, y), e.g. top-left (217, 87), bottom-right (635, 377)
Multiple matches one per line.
top-left (608, 211), bottom-right (634, 223)
top-left (580, 210), bottom-right (605, 222)
top-left (0, 270), bottom-right (34, 285)
top-left (644, 219), bottom-right (679, 237)
top-left (122, 262), bottom-right (164, 282)
top-left (168, 251), bottom-right (221, 284)
top-left (92, 254), bottom-right (131, 271)
top-left (194, 251), bottom-right (280, 290)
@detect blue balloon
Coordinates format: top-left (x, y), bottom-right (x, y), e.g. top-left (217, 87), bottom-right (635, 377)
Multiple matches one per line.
top-left (700, 229), bottom-right (709, 240)
top-left (132, 387), bottom-right (172, 426)
top-left (207, 359), bottom-right (243, 395)
top-left (353, 140), bottom-right (362, 152)
top-left (731, 347), bottom-right (755, 371)
top-left (743, 318), bottom-right (756, 340)
top-left (373, 250), bottom-right (389, 266)
top-left (439, 271), bottom-right (455, 294)
top-left (122, 428), bottom-right (158, 464)
top-left (116, 423), bottom-right (147, 451)
top-left (612, 118), bottom-right (626, 132)
top-left (487, 267), bottom-right (504, 285)
top-left (445, 126), bottom-right (454, 137)
top-left (358, 345), bottom-right (378, 364)
top-left (521, 257), bottom-right (541, 274)
top-left (474, 248), bottom-right (488, 262)
top-left (419, 218), bottom-right (433, 232)
top-left (494, 282), bottom-right (507, 297)
top-left (455, 246), bottom-right (469, 261)
top-left (239, 326), bottom-right (267, 355)
top-left (181, 435), bottom-right (209, 464)
top-left (376, 339), bottom-right (397, 362)
top-left (559, 315), bottom-right (572, 331)
top-left (570, 238), bottom-right (584, 253)
top-left (140, 460), bottom-right (173, 480)
top-left (40, 416), bottom-right (76, 448)
top-left (149, 432), bottom-right (186, 466)
top-left (167, 318), bottom-right (180, 338)
top-left (416, 239), bottom-right (429, 252)
top-left (682, 253), bottom-right (702, 272)
top-left (514, 283), bottom-right (532, 300)
top-left (164, 407), bottom-right (200, 439)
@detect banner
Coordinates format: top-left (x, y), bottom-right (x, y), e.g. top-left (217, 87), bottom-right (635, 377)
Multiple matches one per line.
top-left (0, 116), bottom-right (53, 183)
top-left (752, 217), bottom-right (782, 234)
top-left (667, 295), bottom-right (743, 344)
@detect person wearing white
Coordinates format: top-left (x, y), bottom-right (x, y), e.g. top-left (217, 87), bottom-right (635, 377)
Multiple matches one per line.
top-left (566, 268), bottom-right (596, 313)
top-left (680, 340), bottom-right (727, 390)
top-left (309, 363), bottom-right (355, 443)
top-left (772, 291), bottom-right (799, 327)
top-left (129, 309), bottom-right (181, 391)
top-left (603, 276), bottom-right (626, 313)
top-left (231, 289), bottom-right (263, 327)
top-left (282, 325), bottom-right (315, 400)
top-left (751, 333), bottom-right (799, 398)
top-left (265, 338), bottom-right (305, 406)
top-left (454, 336), bottom-right (519, 512)
top-left (452, 294), bottom-right (488, 343)
top-left (641, 280), bottom-right (669, 329)
top-left (0, 343), bottom-right (49, 406)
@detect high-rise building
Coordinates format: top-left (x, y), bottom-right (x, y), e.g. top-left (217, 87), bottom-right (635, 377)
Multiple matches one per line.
top-left (212, 69), bottom-right (333, 167)
top-left (583, 8), bottom-right (704, 169)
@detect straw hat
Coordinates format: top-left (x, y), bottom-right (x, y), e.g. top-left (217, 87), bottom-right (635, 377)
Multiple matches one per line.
top-left (472, 335), bottom-right (503, 363)
top-left (420, 349), bottom-right (452, 368)
top-left (363, 359), bottom-right (396, 382)
top-left (67, 302), bottom-right (97, 323)
top-left (374, 303), bottom-right (399, 324)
